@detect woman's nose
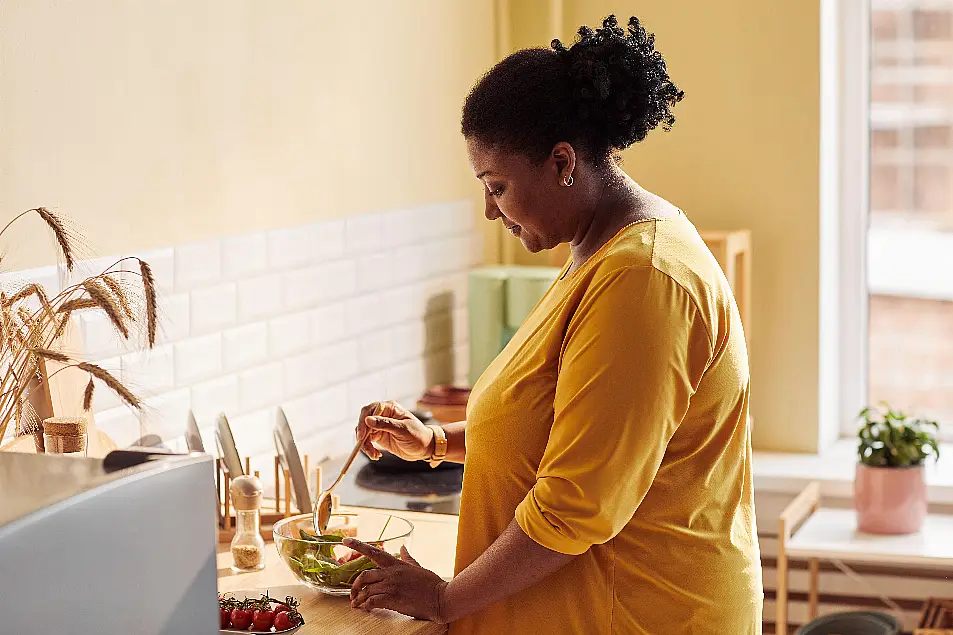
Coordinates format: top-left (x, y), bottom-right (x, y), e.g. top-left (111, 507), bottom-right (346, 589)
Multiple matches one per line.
top-left (484, 192), bottom-right (501, 221)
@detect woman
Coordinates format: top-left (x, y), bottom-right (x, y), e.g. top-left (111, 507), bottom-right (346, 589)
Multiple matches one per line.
top-left (343, 15), bottom-right (762, 634)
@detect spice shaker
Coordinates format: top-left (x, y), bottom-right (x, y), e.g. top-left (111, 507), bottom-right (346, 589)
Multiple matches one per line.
top-left (42, 417), bottom-right (89, 456)
top-left (229, 475), bottom-right (266, 572)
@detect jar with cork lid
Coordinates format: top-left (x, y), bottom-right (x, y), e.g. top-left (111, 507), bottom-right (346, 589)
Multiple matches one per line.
top-left (42, 417), bottom-right (89, 456)
top-left (229, 475), bottom-right (266, 572)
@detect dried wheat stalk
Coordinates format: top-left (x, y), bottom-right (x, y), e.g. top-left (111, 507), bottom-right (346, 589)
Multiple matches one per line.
top-left (76, 362), bottom-right (139, 409)
top-left (82, 377), bottom-right (95, 411)
top-left (0, 209), bottom-right (159, 442)
top-left (103, 275), bottom-right (134, 320)
top-left (82, 280), bottom-right (129, 338)
top-left (139, 259), bottom-right (157, 347)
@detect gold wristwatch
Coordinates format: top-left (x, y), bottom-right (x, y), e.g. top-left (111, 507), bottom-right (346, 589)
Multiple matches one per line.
top-left (427, 424), bottom-right (448, 468)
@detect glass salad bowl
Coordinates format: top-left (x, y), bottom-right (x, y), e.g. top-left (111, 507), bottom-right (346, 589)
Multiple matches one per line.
top-left (273, 512), bottom-right (413, 596)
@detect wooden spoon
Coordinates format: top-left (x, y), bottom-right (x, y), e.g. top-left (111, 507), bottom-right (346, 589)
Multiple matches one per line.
top-left (312, 412), bottom-right (376, 535)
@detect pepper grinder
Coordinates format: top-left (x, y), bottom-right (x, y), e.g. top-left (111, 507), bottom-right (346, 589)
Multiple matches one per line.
top-left (229, 475), bottom-right (265, 572)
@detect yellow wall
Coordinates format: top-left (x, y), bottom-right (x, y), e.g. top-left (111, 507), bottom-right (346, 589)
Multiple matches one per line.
top-left (500, 2), bottom-right (821, 451)
top-left (0, 0), bottom-right (494, 267)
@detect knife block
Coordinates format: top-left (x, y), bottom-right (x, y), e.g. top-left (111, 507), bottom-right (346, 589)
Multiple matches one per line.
top-left (215, 455), bottom-right (339, 543)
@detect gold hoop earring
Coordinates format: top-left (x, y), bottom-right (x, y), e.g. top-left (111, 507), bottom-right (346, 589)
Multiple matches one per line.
top-left (562, 175), bottom-right (574, 187)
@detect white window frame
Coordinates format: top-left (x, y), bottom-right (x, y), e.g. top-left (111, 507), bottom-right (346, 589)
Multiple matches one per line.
top-left (828, 0), bottom-right (953, 443)
top-left (820, 0), bottom-right (869, 444)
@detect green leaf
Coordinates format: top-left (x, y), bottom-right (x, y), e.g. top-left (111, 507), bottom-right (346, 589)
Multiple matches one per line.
top-left (856, 402), bottom-right (940, 466)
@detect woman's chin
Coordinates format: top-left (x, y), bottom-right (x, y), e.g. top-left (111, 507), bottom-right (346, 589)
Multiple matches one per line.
top-left (520, 237), bottom-right (542, 253)
top-left (519, 235), bottom-right (556, 254)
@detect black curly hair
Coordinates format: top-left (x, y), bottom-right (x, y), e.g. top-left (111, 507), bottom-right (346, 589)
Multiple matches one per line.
top-left (462, 15), bottom-right (684, 165)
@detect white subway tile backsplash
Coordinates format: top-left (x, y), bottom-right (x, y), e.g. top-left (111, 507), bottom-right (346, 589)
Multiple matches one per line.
top-left (281, 393), bottom-right (320, 438)
top-left (284, 352), bottom-right (322, 397)
top-left (190, 282), bottom-right (237, 335)
top-left (121, 345), bottom-right (175, 396)
top-left (316, 260), bottom-right (357, 303)
top-left (174, 240), bottom-right (221, 292)
top-left (410, 205), bottom-right (440, 241)
top-left (311, 302), bottom-right (348, 345)
top-left (312, 219), bottom-right (346, 262)
top-left (386, 360), bottom-right (426, 401)
top-left (239, 362), bottom-right (284, 413)
top-left (313, 383), bottom-right (350, 430)
top-left (381, 284), bottom-right (422, 325)
top-left (346, 295), bottom-right (386, 337)
top-left (345, 213), bottom-right (384, 253)
top-left (77, 311), bottom-right (134, 361)
top-left (356, 253), bottom-right (393, 293)
top-left (450, 200), bottom-right (476, 234)
top-left (4, 200), bottom-right (475, 465)
top-left (158, 293), bottom-right (191, 345)
top-left (191, 375), bottom-right (240, 421)
top-left (446, 236), bottom-right (473, 273)
top-left (454, 344), bottom-right (470, 386)
top-left (237, 273), bottom-right (284, 322)
top-left (137, 248), bottom-right (176, 294)
top-left (90, 356), bottom-right (123, 413)
top-left (381, 209), bottom-right (419, 248)
top-left (359, 328), bottom-right (395, 371)
top-left (391, 245), bottom-right (426, 285)
top-left (222, 233), bottom-right (268, 280)
top-left (223, 322), bottom-right (268, 371)
top-left (453, 307), bottom-right (469, 347)
top-left (319, 340), bottom-right (360, 385)
top-left (422, 242), bottom-right (446, 277)
top-left (268, 224), bottom-right (317, 271)
top-left (95, 405), bottom-right (141, 448)
top-left (470, 231), bottom-right (485, 266)
top-left (268, 312), bottom-right (311, 358)
top-left (392, 322), bottom-right (425, 363)
top-left (227, 409), bottom-right (274, 457)
top-left (0, 265), bottom-right (59, 298)
top-left (283, 266), bottom-right (323, 311)
top-left (174, 334), bottom-right (222, 386)
top-left (140, 388), bottom-right (191, 441)
top-left (347, 371), bottom-right (386, 417)
top-left (431, 203), bottom-right (459, 240)
top-left (449, 271), bottom-right (469, 309)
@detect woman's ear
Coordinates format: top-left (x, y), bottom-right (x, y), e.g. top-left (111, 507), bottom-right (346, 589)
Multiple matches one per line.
top-left (549, 142), bottom-right (577, 185)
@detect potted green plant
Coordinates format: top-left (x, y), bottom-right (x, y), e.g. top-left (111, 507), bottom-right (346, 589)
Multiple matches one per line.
top-left (855, 404), bottom-right (940, 534)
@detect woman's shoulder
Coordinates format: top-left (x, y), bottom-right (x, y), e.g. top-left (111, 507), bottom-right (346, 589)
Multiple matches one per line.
top-left (582, 215), bottom-right (734, 328)
top-left (590, 215), bottom-right (720, 287)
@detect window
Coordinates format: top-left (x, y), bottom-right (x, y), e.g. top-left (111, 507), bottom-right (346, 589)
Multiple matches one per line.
top-left (837, 0), bottom-right (953, 441)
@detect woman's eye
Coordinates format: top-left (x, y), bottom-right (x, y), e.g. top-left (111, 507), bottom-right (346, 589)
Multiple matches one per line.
top-left (488, 185), bottom-right (505, 197)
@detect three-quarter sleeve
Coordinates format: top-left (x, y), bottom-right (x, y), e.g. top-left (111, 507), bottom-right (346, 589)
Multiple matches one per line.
top-left (515, 266), bottom-right (713, 555)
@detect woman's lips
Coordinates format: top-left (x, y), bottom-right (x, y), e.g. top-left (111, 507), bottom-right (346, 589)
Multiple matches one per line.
top-left (506, 224), bottom-right (521, 237)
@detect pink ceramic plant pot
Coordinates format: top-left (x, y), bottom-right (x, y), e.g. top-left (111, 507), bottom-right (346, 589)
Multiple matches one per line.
top-left (854, 464), bottom-right (927, 534)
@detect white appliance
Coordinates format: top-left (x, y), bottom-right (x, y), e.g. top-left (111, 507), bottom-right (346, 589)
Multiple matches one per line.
top-left (0, 449), bottom-right (218, 634)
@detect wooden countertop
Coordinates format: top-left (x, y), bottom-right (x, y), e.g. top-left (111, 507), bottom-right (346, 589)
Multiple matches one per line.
top-left (218, 507), bottom-right (457, 635)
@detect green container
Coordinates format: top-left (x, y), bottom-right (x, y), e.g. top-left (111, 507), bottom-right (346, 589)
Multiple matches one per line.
top-left (467, 266), bottom-right (561, 385)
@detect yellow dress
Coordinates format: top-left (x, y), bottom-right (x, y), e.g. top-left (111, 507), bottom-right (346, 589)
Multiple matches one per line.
top-left (451, 214), bottom-right (762, 634)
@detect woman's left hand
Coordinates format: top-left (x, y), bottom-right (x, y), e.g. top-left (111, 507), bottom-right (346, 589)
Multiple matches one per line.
top-left (345, 538), bottom-right (450, 623)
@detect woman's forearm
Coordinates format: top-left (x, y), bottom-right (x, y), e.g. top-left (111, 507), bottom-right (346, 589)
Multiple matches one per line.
top-left (437, 420), bottom-right (467, 463)
top-left (441, 518), bottom-right (575, 622)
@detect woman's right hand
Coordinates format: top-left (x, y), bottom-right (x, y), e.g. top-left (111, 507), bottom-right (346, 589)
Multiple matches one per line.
top-left (357, 401), bottom-right (434, 462)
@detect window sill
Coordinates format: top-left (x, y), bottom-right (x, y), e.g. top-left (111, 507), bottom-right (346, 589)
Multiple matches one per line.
top-left (753, 439), bottom-right (953, 504)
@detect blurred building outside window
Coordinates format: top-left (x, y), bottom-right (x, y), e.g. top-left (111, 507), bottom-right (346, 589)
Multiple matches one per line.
top-left (867, 0), bottom-right (953, 440)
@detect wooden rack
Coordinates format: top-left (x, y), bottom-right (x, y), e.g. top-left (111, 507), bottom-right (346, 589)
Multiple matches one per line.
top-left (215, 454), bottom-right (339, 543)
top-left (918, 598), bottom-right (953, 634)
